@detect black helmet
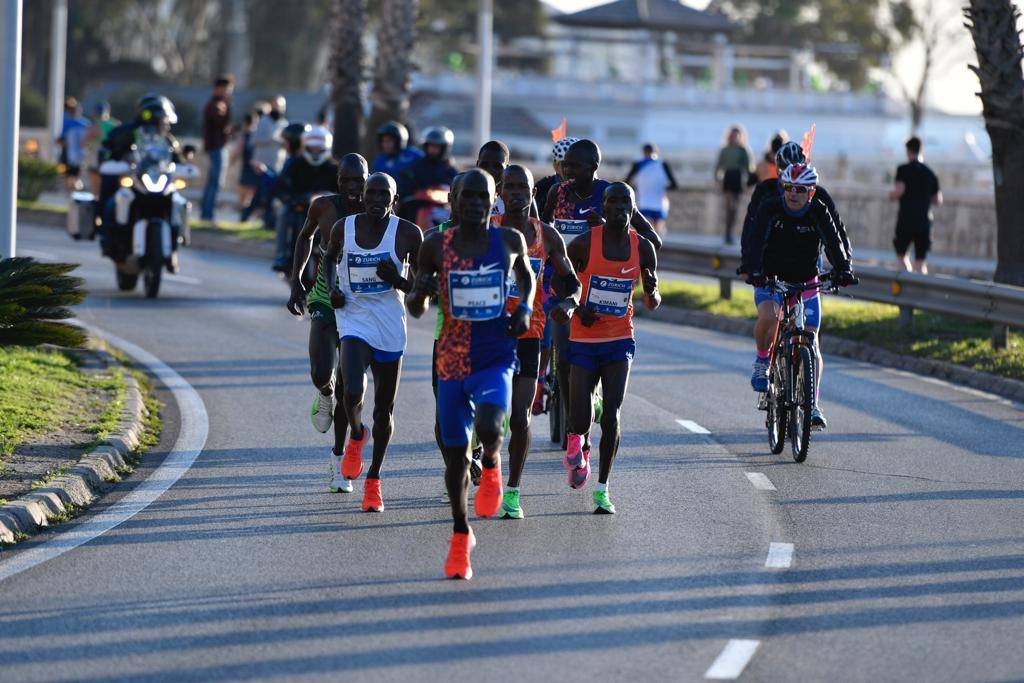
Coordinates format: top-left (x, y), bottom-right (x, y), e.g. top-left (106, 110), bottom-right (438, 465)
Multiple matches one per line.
top-left (281, 122), bottom-right (310, 154)
top-left (377, 121), bottom-right (409, 149)
top-left (775, 141), bottom-right (806, 172)
top-left (138, 95), bottom-right (177, 126)
top-left (421, 126), bottom-right (454, 158)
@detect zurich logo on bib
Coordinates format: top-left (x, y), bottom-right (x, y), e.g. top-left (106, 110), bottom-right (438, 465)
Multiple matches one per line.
top-left (347, 252), bottom-right (394, 293)
top-left (507, 257), bottom-right (542, 299)
top-left (586, 274), bottom-right (632, 317)
top-left (553, 219), bottom-right (589, 238)
top-left (449, 268), bottom-right (505, 321)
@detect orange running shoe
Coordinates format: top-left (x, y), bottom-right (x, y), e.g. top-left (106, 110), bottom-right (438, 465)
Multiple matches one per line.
top-left (362, 478), bottom-right (384, 512)
top-left (342, 423), bottom-right (367, 480)
top-left (444, 528), bottom-right (476, 580)
top-left (474, 466), bottom-right (503, 518)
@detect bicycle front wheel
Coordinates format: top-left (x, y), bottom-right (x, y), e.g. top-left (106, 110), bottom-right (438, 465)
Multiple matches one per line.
top-left (790, 344), bottom-right (814, 462)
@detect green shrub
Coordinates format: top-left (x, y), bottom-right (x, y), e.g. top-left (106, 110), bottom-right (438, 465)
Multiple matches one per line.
top-left (17, 156), bottom-right (60, 201)
top-left (18, 86), bottom-right (47, 128)
top-left (0, 258), bottom-right (87, 348)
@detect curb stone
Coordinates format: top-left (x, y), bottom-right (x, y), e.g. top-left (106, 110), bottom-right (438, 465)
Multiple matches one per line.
top-left (0, 347), bottom-right (149, 546)
top-left (637, 306), bottom-right (1024, 405)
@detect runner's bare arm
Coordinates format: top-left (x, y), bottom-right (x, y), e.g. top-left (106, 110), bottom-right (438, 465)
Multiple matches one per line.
top-left (566, 233), bottom-right (600, 327)
top-left (542, 223), bottom-right (581, 318)
top-left (503, 229), bottom-right (535, 337)
top-left (630, 210), bottom-right (663, 251)
top-left (407, 232), bottom-right (442, 318)
top-left (377, 219), bottom-right (423, 293)
top-left (290, 197), bottom-right (325, 292)
top-left (541, 185), bottom-right (557, 223)
top-left (638, 235), bottom-right (661, 311)
top-left (323, 218), bottom-right (347, 310)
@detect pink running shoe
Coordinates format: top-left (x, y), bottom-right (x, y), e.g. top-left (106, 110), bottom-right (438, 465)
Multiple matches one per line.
top-left (564, 433), bottom-right (584, 470)
top-left (569, 449), bottom-right (591, 489)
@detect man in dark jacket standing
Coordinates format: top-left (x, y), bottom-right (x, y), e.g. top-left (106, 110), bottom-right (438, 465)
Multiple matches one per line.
top-left (201, 74), bottom-right (234, 221)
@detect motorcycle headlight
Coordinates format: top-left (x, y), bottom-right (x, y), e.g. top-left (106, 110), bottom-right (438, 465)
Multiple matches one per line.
top-left (141, 173), bottom-right (169, 193)
top-left (173, 178), bottom-right (188, 190)
top-left (120, 177), bottom-right (134, 188)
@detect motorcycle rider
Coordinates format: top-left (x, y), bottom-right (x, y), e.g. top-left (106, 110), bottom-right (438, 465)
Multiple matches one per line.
top-left (274, 125), bottom-right (339, 274)
top-left (399, 126), bottom-right (458, 225)
top-left (371, 121), bottom-right (423, 180)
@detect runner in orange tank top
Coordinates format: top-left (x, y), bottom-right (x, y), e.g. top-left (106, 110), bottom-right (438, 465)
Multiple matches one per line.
top-left (561, 182), bottom-right (661, 514)
top-left (495, 164), bottom-right (578, 519)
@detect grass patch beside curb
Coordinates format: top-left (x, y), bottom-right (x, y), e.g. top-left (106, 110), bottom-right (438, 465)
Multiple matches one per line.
top-left (653, 280), bottom-right (1024, 382)
top-left (192, 219), bottom-right (274, 241)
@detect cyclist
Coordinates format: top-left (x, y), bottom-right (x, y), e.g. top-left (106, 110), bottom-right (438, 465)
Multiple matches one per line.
top-left (743, 163), bottom-right (855, 430)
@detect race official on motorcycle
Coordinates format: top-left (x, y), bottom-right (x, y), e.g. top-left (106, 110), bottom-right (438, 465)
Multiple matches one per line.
top-left (371, 121), bottom-right (423, 179)
top-left (273, 125), bottom-right (339, 272)
top-left (398, 126), bottom-right (458, 224)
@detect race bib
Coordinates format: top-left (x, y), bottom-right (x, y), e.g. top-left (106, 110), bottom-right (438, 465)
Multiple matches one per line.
top-left (585, 274), bottom-right (633, 317)
top-left (507, 257), bottom-right (543, 300)
top-left (347, 252), bottom-right (394, 294)
top-left (553, 218), bottom-right (589, 238)
top-left (449, 268), bottom-right (506, 321)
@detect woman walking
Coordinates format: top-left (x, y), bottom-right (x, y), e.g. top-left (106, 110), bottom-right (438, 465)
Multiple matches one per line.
top-left (714, 125), bottom-right (754, 245)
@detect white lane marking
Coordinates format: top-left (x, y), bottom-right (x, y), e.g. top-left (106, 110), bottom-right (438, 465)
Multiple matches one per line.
top-left (165, 273), bottom-right (202, 285)
top-left (0, 324), bottom-right (209, 583)
top-left (705, 639), bottom-right (761, 679)
top-left (765, 542), bottom-right (794, 568)
top-left (19, 248), bottom-right (58, 260)
top-left (676, 419), bottom-right (711, 434)
top-left (745, 472), bottom-right (777, 491)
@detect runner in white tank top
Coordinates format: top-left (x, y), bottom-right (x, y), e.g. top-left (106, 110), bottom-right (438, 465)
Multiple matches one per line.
top-left (322, 173), bottom-right (424, 512)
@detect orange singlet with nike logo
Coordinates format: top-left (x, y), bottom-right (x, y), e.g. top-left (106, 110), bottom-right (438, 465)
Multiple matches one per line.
top-left (571, 225), bottom-right (640, 343)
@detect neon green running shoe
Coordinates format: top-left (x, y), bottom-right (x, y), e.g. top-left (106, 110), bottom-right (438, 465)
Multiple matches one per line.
top-left (593, 489), bottom-right (616, 515)
top-left (501, 490), bottom-right (524, 519)
top-left (593, 396), bottom-right (604, 424)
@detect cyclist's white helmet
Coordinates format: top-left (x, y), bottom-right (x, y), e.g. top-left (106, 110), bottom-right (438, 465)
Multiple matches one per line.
top-left (779, 163), bottom-right (818, 187)
top-left (301, 125), bottom-right (333, 166)
top-left (552, 136), bottom-right (580, 162)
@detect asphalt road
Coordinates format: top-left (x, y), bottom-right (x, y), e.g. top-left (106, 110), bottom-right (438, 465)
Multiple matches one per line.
top-left (2, 225), bottom-right (1024, 682)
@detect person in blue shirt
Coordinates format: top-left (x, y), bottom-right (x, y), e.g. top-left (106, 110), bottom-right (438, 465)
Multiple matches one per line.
top-left (371, 121), bottom-right (423, 180)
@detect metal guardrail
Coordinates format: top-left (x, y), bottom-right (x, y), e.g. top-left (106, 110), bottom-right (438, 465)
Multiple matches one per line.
top-left (658, 240), bottom-right (1024, 348)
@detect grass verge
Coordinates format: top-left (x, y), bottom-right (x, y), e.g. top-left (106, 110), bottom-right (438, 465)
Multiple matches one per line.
top-left (16, 198), bottom-right (67, 214)
top-left (654, 279), bottom-right (1024, 382)
top-left (192, 219), bottom-right (274, 241)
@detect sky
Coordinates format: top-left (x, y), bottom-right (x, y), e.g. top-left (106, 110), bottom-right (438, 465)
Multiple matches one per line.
top-left (540, 0), bottom-right (985, 115)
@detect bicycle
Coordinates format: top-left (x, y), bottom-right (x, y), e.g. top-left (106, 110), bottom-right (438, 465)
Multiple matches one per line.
top-left (757, 271), bottom-right (856, 462)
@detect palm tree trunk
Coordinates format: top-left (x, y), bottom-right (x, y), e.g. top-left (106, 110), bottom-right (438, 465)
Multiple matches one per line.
top-left (330, 0), bottom-right (367, 157)
top-left (362, 0), bottom-right (419, 159)
top-left (964, 0), bottom-right (1024, 285)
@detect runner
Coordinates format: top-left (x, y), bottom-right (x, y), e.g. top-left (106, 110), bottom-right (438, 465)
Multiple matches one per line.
top-left (407, 169), bottom-right (535, 579)
top-left (286, 153), bottom-right (368, 494)
top-left (323, 173), bottom-right (423, 511)
top-left (475, 140), bottom-right (510, 217)
top-left (561, 182), bottom-right (661, 514)
top-left (494, 165), bottom-right (578, 520)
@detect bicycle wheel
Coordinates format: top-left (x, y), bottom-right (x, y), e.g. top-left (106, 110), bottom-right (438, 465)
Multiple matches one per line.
top-left (790, 344), bottom-right (814, 462)
top-left (766, 348), bottom-right (787, 454)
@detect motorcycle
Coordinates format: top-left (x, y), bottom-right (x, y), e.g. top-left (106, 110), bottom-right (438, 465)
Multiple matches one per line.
top-left (276, 192), bottom-right (317, 289)
top-left (68, 143), bottom-right (197, 298)
top-left (409, 185), bottom-right (451, 231)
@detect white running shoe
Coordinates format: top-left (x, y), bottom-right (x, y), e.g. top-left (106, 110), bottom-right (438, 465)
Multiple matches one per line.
top-left (329, 454), bottom-right (352, 493)
top-left (311, 391), bottom-right (334, 434)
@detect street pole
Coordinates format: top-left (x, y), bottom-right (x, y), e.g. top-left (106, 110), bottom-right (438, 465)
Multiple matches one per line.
top-left (1, 0), bottom-right (24, 259)
top-left (47, 0), bottom-right (68, 162)
top-left (473, 0), bottom-right (493, 152)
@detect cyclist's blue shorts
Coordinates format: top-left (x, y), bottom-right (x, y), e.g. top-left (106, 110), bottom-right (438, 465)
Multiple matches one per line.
top-left (568, 338), bottom-right (636, 371)
top-left (640, 207), bottom-right (666, 222)
top-left (754, 279), bottom-right (821, 329)
top-left (436, 365), bottom-right (514, 447)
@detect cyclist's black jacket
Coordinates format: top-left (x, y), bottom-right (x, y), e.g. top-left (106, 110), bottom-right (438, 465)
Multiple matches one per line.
top-left (740, 179), bottom-right (852, 271)
top-left (745, 194), bottom-right (852, 282)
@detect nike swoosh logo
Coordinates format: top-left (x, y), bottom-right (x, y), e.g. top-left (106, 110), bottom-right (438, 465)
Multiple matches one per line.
top-left (481, 389), bottom-right (498, 396)
top-left (478, 263), bottom-right (500, 272)
top-left (578, 207), bottom-right (591, 216)
top-left (620, 267), bottom-right (638, 274)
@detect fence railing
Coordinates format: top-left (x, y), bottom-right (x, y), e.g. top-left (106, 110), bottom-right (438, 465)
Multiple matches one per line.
top-left (658, 239), bottom-right (1024, 349)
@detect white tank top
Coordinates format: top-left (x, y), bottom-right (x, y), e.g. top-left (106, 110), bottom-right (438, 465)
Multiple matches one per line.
top-left (335, 215), bottom-right (408, 353)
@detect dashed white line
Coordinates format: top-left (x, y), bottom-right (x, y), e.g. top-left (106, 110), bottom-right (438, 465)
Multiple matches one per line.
top-left (705, 639), bottom-right (761, 679)
top-left (165, 273), bottom-right (202, 285)
top-left (765, 542), bottom-right (794, 568)
top-left (676, 419), bottom-right (711, 434)
top-left (745, 472), bottom-right (777, 491)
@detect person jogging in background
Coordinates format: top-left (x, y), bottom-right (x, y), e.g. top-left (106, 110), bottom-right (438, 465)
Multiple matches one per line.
top-left (324, 173), bottom-right (423, 512)
top-left (715, 125), bottom-right (754, 244)
top-left (59, 98), bottom-right (89, 192)
top-left (756, 131), bottom-right (788, 182)
top-left (561, 182), bottom-right (661, 513)
top-left (407, 169), bottom-right (535, 580)
top-left (625, 143), bottom-right (678, 238)
top-left (286, 154), bottom-right (369, 495)
top-left (890, 136), bottom-right (942, 274)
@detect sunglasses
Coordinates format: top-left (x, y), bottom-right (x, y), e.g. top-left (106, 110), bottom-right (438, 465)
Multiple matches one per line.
top-left (782, 184), bottom-right (814, 195)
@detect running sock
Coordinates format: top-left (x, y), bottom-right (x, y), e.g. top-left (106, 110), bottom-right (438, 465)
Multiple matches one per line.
top-left (756, 349), bottom-right (770, 361)
top-left (507, 486), bottom-right (520, 494)
top-left (596, 482), bottom-right (608, 492)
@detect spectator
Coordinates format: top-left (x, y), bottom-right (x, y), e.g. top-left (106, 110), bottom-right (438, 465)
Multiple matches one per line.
top-left (625, 143), bottom-right (678, 238)
top-left (234, 111), bottom-right (261, 218)
top-left (85, 101), bottom-right (120, 195)
top-left (59, 97), bottom-right (89, 193)
top-left (252, 95), bottom-right (287, 175)
top-left (890, 136), bottom-right (942, 274)
top-left (756, 130), bottom-right (788, 182)
top-left (201, 74), bottom-right (235, 221)
top-left (714, 125), bottom-right (754, 245)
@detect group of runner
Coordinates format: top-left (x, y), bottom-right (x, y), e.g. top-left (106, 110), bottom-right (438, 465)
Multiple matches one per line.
top-left (285, 131), bottom-right (855, 580)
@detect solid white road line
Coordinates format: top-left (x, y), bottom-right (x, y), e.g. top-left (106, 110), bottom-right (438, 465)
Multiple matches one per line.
top-left (165, 273), bottom-right (202, 285)
top-left (765, 542), bottom-right (794, 568)
top-left (705, 639), bottom-right (761, 680)
top-left (0, 324), bottom-right (209, 583)
top-left (676, 419), bottom-right (711, 435)
top-left (19, 248), bottom-right (58, 260)
top-left (745, 472), bottom-right (777, 491)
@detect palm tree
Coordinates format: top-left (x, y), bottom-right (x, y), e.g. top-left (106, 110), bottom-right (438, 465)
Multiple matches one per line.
top-left (0, 258), bottom-right (86, 348)
top-left (363, 0), bottom-right (419, 160)
top-left (330, 0), bottom-right (368, 157)
top-left (964, 0), bottom-right (1024, 286)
